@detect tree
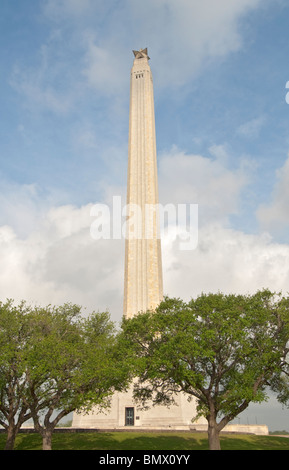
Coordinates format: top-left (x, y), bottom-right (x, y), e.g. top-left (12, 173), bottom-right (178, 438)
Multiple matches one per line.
top-left (25, 304), bottom-right (129, 450)
top-left (266, 295), bottom-right (289, 410)
top-left (0, 300), bottom-right (33, 450)
top-left (0, 300), bottom-right (130, 451)
top-left (121, 291), bottom-right (289, 450)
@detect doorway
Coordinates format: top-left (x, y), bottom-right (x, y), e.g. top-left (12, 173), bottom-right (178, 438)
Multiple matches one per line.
top-left (125, 407), bottom-right (134, 426)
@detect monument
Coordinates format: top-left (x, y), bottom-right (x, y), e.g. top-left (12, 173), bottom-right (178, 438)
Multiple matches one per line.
top-left (72, 49), bottom-right (201, 429)
top-left (72, 49), bottom-right (268, 434)
top-left (123, 47), bottom-right (163, 319)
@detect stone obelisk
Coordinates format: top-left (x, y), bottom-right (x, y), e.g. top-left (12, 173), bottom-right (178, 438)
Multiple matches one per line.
top-left (124, 48), bottom-right (163, 319)
top-left (72, 50), bottom-right (201, 429)
top-left (72, 51), bottom-right (269, 433)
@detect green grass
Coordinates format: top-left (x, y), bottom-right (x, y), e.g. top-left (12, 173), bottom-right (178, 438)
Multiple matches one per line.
top-left (1, 431), bottom-right (289, 450)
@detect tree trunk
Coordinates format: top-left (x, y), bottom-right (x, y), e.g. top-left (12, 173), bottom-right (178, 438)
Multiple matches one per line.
top-left (42, 429), bottom-right (53, 451)
top-left (207, 419), bottom-right (221, 450)
top-left (4, 426), bottom-right (16, 451)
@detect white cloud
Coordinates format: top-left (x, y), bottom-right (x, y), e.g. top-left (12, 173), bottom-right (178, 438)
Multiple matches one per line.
top-left (10, 56), bottom-right (75, 115)
top-left (78, 0), bottom-right (260, 95)
top-left (1, 197), bottom-right (288, 325)
top-left (237, 115), bottom-right (267, 139)
top-left (43, 0), bottom-right (268, 100)
top-left (81, 33), bottom-right (128, 95)
top-left (0, 201), bottom-right (124, 321)
top-left (43, 0), bottom-right (96, 20)
top-left (10, 0), bottom-right (269, 115)
top-left (158, 147), bottom-right (248, 225)
top-left (257, 156), bottom-right (289, 235)
top-left (0, 180), bottom-right (48, 238)
top-left (126, 0), bottom-right (264, 87)
top-left (157, 147), bottom-right (289, 300)
top-left (163, 224), bottom-right (289, 301)
top-left (73, 126), bottom-right (99, 151)
top-left (2, 146), bottom-right (288, 325)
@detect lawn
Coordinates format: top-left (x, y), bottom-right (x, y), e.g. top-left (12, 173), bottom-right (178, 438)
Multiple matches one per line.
top-left (1, 431), bottom-right (289, 450)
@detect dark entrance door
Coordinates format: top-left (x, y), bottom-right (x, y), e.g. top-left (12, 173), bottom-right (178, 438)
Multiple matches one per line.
top-left (125, 407), bottom-right (134, 426)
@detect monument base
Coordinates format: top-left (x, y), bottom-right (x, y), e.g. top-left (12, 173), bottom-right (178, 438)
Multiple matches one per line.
top-left (72, 385), bottom-right (206, 430)
top-left (72, 387), bottom-right (268, 435)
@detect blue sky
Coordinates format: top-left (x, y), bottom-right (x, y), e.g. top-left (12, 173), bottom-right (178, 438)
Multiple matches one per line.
top-left (1, 1), bottom-right (289, 227)
top-left (1, 0), bottom-right (289, 430)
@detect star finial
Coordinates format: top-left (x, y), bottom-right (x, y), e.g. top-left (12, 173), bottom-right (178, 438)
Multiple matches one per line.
top-left (133, 48), bottom-right (150, 60)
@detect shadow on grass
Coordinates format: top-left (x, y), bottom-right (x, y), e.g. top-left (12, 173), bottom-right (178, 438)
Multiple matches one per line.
top-left (1, 431), bottom-right (289, 451)
top-left (51, 432), bottom-right (210, 451)
top-left (0, 432), bottom-right (208, 451)
top-left (220, 434), bottom-right (289, 450)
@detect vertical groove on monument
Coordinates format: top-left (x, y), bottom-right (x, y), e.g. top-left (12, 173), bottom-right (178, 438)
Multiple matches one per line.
top-left (124, 48), bottom-right (163, 319)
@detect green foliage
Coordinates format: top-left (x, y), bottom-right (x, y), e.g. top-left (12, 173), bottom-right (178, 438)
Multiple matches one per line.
top-left (0, 299), bottom-right (34, 448)
top-left (25, 305), bottom-right (122, 413)
top-left (0, 300), bottom-right (130, 450)
top-left (121, 290), bottom-right (289, 449)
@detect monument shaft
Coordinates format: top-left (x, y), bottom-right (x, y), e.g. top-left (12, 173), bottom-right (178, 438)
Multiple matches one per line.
top-left (124, 49), bottom-right (163, 318)
top-left (72, 50), bottom-right (201, 429)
